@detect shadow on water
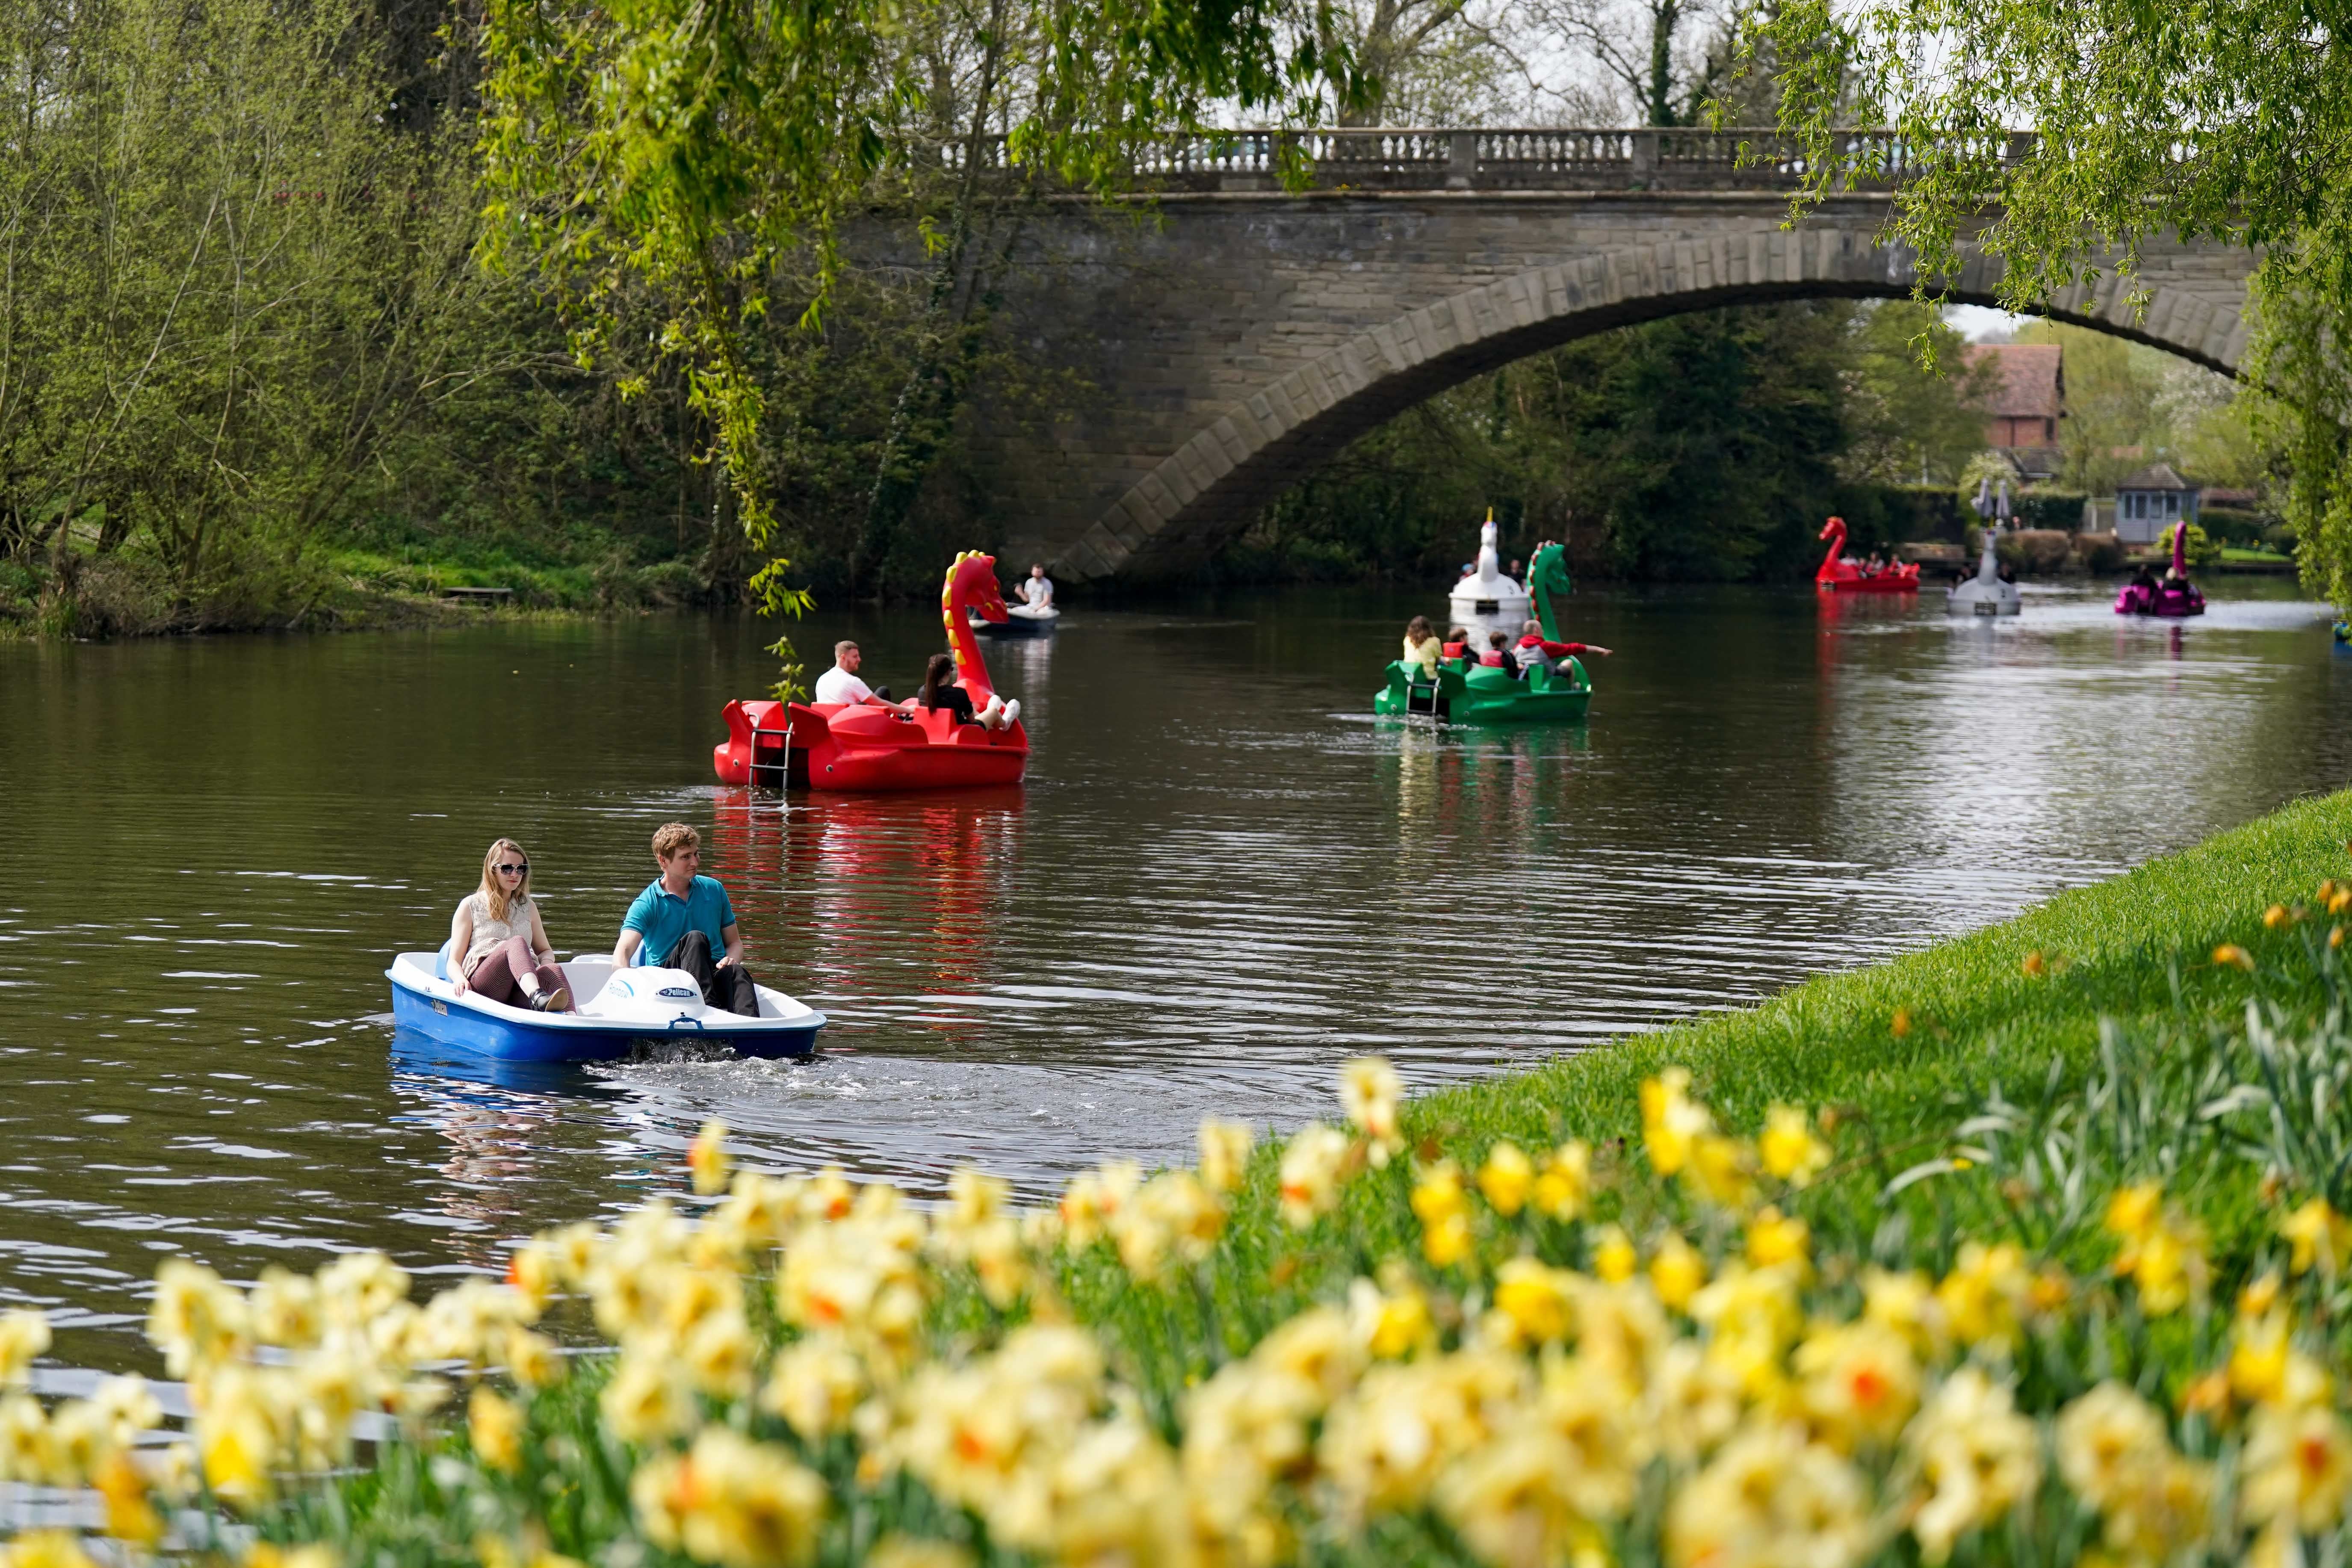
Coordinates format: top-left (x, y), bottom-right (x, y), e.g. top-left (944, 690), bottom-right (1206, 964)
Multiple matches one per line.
top-left (1, 579), bottom-right (2349, 1365)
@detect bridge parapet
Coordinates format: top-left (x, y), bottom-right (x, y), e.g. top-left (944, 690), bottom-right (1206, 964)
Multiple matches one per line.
top-left (936, 126), bottom-right (2042, 193)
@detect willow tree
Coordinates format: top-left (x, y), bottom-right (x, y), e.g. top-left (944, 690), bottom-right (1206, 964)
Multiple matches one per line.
top-left (476, 0), bottom-right (1356, 688)
top-left (1750, 0), bottom-right (2352, 605)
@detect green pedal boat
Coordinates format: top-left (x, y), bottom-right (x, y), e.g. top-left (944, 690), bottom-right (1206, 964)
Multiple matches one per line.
top-left (1375, 541), bottom-right (1594, 723)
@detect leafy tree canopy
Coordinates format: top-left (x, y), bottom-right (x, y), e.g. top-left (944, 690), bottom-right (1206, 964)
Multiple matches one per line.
top-left (476, 0), bottom-right (1362, 684)
top-left (1752, 0), bottom-right (2352, 603)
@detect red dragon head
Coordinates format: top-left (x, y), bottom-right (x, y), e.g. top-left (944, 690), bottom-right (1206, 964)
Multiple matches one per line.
top-left (941, 550), bottom-right (1008, 633)
top-left (1819, 516), bottom-right (1847, 544)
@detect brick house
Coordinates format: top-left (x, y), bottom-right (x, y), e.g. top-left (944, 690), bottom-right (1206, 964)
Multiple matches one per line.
top-left (1961, 343), bottom-right (2065, 481)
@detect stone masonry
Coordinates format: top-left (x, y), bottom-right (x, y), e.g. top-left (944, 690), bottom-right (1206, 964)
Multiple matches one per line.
top-left (954, 142), bottom-right (2256, 583)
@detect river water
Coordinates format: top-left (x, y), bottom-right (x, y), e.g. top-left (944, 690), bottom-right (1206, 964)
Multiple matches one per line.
top-left (1, 580), bottom-right (2346, 1366)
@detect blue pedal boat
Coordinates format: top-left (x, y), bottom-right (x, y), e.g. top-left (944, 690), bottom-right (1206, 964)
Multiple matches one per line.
top-left (387, 950), bottom-right (824, 1064)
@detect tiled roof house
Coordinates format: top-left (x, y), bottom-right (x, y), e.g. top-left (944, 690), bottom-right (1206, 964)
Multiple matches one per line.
top-left (1962, 343), bottom-right (2065, 481)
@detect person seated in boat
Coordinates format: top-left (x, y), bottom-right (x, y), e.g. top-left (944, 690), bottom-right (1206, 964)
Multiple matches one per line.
top-left (614, 822), bottom-right (759, 1017)
top-left (2133, 564), bottom-right (2161, 595)
top-left (1440, 626), bottom-right (1476, 663)
top-left (1401, 616), bottom-right (1442, 677)
top-left (918, 653), bottom-right (1021, 729)
top-left (813, 641), bottom-right (912, 712)
top-left (1512, 620), bottom-right (1613, 674)
top-left (1017, 565), bottom-right (1054, 610)
top-left (1861, 552), bottom-right (1884, 576)
top-left (1478, 631), bottom-right (1522, 675)
top-left (449, 838), bottom-right (572, 1013)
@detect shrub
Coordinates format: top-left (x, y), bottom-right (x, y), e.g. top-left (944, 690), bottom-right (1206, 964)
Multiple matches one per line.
top-left (2012, 489), bottom-right (2088, 531)
top-left (2076, 532), bottom-right (2127, 573)
top-left (2160, 521), bottom-right (2225, 567)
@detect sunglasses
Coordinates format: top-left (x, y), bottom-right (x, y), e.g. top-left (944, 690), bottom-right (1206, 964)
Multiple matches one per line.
top-left (496, 862), bottom-right (529, 875)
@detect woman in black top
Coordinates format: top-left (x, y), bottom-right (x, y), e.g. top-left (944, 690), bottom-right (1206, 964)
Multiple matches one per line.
top-left (919, 654), bottom-right (978, 723)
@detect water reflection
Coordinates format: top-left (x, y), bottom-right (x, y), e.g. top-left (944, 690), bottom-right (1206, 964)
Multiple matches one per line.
top-left (0, 582), bottom-right (2346, 1366)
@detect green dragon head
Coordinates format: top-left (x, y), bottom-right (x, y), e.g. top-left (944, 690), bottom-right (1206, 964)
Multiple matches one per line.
top-left (1527, 543), bottom-right (1573, 641)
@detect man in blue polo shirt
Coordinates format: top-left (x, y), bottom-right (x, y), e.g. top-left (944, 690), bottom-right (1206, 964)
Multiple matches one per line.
top-left (612, 821), bottom-right (759, 1016)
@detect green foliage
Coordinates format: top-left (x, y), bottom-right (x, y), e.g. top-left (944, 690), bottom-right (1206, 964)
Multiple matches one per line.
top-left (1748, 0), bottom-right (2344, 600)
top-left (473, 0), bottom-right (1365, 688)
top-left (2160, 522), bottom-right (2224, 570)
top-left (1838, 301), bottom-right (1995, 485)
top-left (0, 0), bottom-right (701, 632)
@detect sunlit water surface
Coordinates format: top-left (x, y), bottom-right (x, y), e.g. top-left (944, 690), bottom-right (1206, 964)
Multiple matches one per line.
top-left (2, 580), bottom-right (2348, 1366)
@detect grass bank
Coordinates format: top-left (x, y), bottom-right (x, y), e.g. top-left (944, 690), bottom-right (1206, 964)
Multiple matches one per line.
top-left (0, 540), bottom-right (729, 638)
top-left (24, 789), bottom-right (2352, 1568)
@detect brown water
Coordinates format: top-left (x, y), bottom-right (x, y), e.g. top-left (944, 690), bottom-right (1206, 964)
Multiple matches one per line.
top-left (2, 580), bottom-right (2347, 1366)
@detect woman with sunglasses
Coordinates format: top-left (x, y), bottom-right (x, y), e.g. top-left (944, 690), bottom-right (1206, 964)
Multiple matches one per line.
top-left (448, 838), bottom-right (571, 1012)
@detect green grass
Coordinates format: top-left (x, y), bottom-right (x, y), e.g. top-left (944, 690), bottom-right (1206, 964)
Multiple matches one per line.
top-left (1049, 786), bottom-right (2352, 1383)
top-left (1411, 784), bottom-right (2352, 1160)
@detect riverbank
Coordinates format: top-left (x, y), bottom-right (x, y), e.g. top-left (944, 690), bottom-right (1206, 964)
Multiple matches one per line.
top-left (27, 785), bottom-right (2352, 1565)
top-left (0, 545), bottom-right (728, 638)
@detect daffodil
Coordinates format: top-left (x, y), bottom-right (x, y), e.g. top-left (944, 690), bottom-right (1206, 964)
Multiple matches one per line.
top-left (1318, 1350), bottom-right (1529, 1518)
top-left (469, 1386), bottom-right (526, 1474)
top-left (1491, 1257), bottom-right (1578, 1346)
top-left (2056, 1382), bottom-right (2213, 1562)
top-left (1665, 1422), bottom-right (1870, 1568)
top-left (1412, 1160), bottom-right (1474, 1268)
top-left (1686, 1134), bottom-right (1757, 1210)
top-left (2104, 1189), bottom-right (2205, 1315)
top-left (688, 1119), bottom-right (733, 1195)
top-left (1338, 1057), bottom-right (1404, 1164)
top-left (0, 1311), bottom-right (49, 1388)
top-left (1590, 1225), bottom-right (1637, 1284)
top-left (0, 1532), bottom-right (100, 1568)
top-left (1903, 1368), bottom-right (2042, 1564)
top-left (1759, 1104), bottom-right (1832, 1187)
top-left (1861, 1267), bottom-right (1947, 1357)
top-left (1640, 1069), bottom-right (1712, 1177)
top-left (1650, 1233), bottom-right (1706, 1311)
top-left (599, 1351), bottom-right (697, 1445)
top-left (1197, 1119), bottom-right (1255, 1194)
top-left (2281, 1196), bottom-right (2352, 1278)
top-left (863, 1537), bottom-right (974, 1568)
top-left (1477, 1141), bottom-right (1534, 1216)
top-left (1433, 1425), bottom-right (1592, 1568)
top-left (1744, 1206), bottom-right (1811, 1276)
top-left (92, 1450), bottom-right (164, 1547)
top-left (1276, 1125), bottom-right (1352, 1228)
top-left (1935, 1241), bottom-right (2029, 1348)
top-left (633, 1427), bottom-right (827, 1568)
top-left (1794, 1320), bottom-right (1919, 1452)
top-left (1347, 1276), bottom-right (1436, 1360)
top-left (1531, 1140), bottom-right (1593, 1221)
top-left (2242, 1402), bottom-right (2352, 1534)
top-left (148, 1258), bottom-right (249, 1377)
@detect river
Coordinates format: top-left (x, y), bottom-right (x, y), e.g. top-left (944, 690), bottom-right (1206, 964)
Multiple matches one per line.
top-left (0, 579), bottom-right (2345, 1365)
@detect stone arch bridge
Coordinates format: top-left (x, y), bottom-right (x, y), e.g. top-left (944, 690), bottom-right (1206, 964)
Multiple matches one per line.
top-left (956, 128), bottom-right (2256, 583)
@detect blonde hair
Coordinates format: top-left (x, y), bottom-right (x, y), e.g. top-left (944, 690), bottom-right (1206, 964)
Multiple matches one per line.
top-left (651, 822), bottom-right (700, 861)
top-left (477, 838), bottom-right (532, 924)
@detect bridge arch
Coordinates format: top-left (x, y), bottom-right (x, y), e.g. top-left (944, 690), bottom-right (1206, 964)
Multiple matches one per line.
top-left (1048, 224), bottom-right (2251, 582)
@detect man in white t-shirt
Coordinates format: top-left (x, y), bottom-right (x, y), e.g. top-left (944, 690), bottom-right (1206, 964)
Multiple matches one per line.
top-left (812, 641), bottom-right (911, 710)
top-left (1018, 565), bottom-right (1053, 609)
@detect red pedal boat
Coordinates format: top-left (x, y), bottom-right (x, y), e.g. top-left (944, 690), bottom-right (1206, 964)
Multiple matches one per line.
top-left (1814, 515), bottom-right (1920, 594)
top-left (713, 552), bottom-right (1031, 791)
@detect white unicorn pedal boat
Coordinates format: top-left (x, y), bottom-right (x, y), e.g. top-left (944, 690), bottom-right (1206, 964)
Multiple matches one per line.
top-left (387, 948), bottom-right (824, 1063)
top-left (1450, 509), bottom-right (1532, 625)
